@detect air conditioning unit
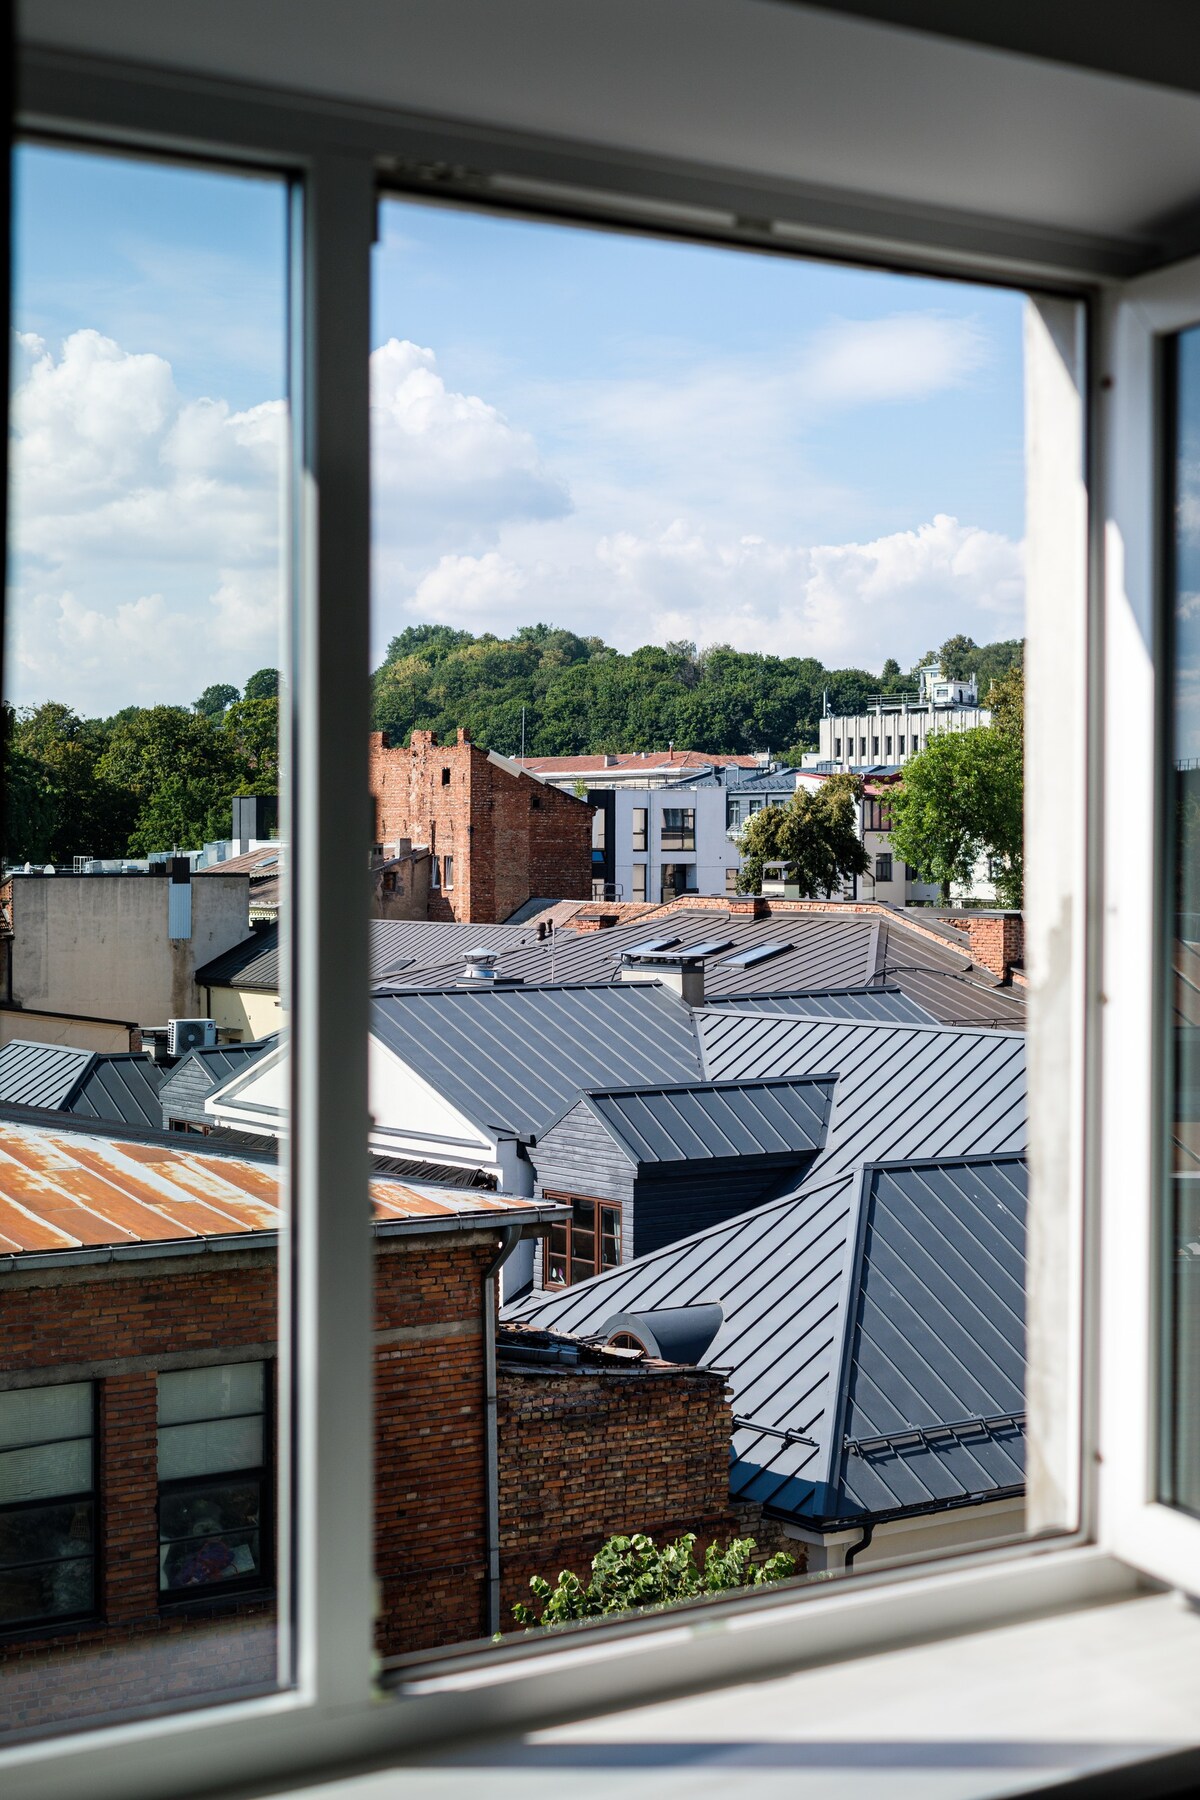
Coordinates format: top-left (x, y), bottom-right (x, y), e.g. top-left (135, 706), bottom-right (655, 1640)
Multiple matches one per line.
top-left (167, 1018), bottom-right (218, 1056)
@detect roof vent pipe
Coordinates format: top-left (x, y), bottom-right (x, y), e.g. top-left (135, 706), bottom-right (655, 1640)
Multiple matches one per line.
top-left (462, 948), bottom-right (500, 983)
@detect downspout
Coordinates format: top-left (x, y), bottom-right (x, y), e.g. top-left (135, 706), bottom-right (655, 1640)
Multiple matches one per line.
top-left (843, 1521), bottom-right (874, 1569)
top-left (482, 1222), bottom-right (523, 1638)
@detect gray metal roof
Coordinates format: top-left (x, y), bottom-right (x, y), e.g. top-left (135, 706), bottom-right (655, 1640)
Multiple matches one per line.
top-left (369, 983), bottom-right (703, 1142)
top-left (65, 1054), bottom-right (166, 1129)
top-left (196, 917), bottom-right (541, 991)
top-left (0, 1040), bottom-right (92, 1109)
top-left (697, 1011), bottom-right (1025, 1178)
top-left (509, 1153), bottom-right (1026, 1529)
top-left (386, 906), bottom-right (1026, 1028)
top-left (548, 1077), bottom-right (836, 1167)
top-left (0, 1040), bottom-right (166, 1128)
top-left (157, 1036), bottom-right (280, 1116)
top-left (703, 987), bottom-right (937, 1025)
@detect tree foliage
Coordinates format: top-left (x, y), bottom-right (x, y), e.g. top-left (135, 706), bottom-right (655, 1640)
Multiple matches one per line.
top-left (886, 717), bottom-right (1023, 905)
top-left (735, 773), bottom-right (871, 898)
top-left (511, 1532), bottom-right (796, 1629)
top-left (193, 682), bottom-right (240, 720)
top-left (243, 667), bottom-right (281, 702)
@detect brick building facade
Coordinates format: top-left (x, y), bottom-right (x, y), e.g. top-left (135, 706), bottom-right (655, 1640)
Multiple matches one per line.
top-left (369, 729), bottom-right (593, 924)
top-left (0, 1117), bottom-right (734, 1730)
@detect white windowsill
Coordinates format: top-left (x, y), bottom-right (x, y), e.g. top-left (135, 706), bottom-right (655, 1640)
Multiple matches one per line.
top-left (266, 1583), bottom-right (1200, 1800)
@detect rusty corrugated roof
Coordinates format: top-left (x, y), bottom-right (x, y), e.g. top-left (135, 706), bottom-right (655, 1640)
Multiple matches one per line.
top-left (0, 1119), bottom-right (548, 1256)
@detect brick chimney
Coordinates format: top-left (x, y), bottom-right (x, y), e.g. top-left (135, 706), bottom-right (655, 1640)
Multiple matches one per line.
top-left (961, 912), bottom-right (1024, 981)
top-left (573, 911), bottom-right (619, 933)
top-left (726, 896), bottom-right (768, 919)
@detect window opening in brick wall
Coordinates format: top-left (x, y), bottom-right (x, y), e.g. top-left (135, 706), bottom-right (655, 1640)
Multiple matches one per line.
top-left (157, 1365), bottom-right (269, 1598)
top-left (0, 1384), bottom-right (95, 1632)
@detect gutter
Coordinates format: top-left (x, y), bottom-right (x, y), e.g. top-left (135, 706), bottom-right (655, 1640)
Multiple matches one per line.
top-left (482, 1222), bottom-right (525, 1639)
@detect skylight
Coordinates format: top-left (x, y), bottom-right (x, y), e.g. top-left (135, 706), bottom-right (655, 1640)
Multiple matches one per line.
top-left (681, 939), bottom-right (735, 959)
top-left (722, 941), bottom-right (793, 968)
top-left (623, 936), bottom-right (682, 956)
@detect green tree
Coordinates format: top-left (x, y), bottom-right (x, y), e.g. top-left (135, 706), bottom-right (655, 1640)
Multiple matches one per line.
top-left (938, 633), bottom-right (979, 681)
top-left (735, 773), bottom-right (870, 897)
top-left (223, 696), bottom-right (280, 793)
top-left (193, 682), bottom-right (240, 719)
top-left (243, 667), bottom-right (281, 701)
top-left (96, 706), bottom-right (242, 854)
top-left (886, 725), bottom-right (1023, 905)
top-left (8, 701), bottom-right (135, 859)
top-left (511, 1532), bottom-right (795, 1629)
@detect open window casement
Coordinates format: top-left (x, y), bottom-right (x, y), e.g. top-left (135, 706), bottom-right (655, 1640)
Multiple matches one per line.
top-left (1096, 257), bottom-right (1200, 1594)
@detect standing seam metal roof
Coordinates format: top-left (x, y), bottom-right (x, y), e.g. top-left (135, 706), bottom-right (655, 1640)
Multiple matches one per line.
top-left (702, 987), bottom-right (937, 1025)
top-left (368, 983), bottom-right (704, 1142)
top-left (696, 1011), bottom-right (1026, 1177)
top-left (0, 1041), bottom-right (167, 1129)
top-left (507, 1153), bottom-right (1026, 1529)
top-left (550, 1078), bottom-right (836, 1165)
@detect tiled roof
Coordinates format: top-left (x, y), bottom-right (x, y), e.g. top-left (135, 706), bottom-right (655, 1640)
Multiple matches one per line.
top-left (0, 1115), bottom-right (553, 1257)
top-left (509, 1154), bottom-right (1026, 1529)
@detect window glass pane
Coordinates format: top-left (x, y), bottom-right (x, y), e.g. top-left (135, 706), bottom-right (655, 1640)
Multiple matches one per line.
top-left (158, 1417), bottom-right (265, 1481)
top-left (0, 1384), bottom-right (91, 1450)
top-left (159, 1481), bottom-right (263, 1591)
top-left (0, 1440), bottom-right (92, 1506)
top-left (2, 142), bottom-right (290, 1734)
top-left (369, 189), bottom-right (1048, 1669)
top-left (157, 1364), bottom-right (264, 1428)
top-left (1164, 325), bottom-right (1200, 1514)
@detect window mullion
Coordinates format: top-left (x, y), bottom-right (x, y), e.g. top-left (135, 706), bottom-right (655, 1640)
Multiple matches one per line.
top-left (289, 150), bottom-right (377, 1707)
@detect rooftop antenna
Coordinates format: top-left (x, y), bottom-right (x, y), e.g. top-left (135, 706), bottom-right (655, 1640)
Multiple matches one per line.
top-left (520, 705), bottom-right (526, 762)
top-left (823, 688), bottom-right (829, 718)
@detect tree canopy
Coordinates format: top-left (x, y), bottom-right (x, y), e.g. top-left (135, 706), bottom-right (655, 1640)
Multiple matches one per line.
top-left (370, 623), bottom-right (1024, 760)
top-left (736, 773), bottom-right (871, 898)
top-left (886, 671), bottom-right (1024, 905)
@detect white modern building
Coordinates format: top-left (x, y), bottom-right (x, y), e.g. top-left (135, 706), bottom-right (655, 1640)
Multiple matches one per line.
top-left (589, 767), bottom-right (799, 902)
top-left (818, 666), bottom-right (992, 769)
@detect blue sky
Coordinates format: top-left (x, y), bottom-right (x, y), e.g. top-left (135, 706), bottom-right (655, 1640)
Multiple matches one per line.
top-left (7, 144), bottom-right (1025, 716)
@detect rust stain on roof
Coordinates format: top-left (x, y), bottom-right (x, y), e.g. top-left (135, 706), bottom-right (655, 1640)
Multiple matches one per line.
top-left (0, 1121), bottom-right (547, 1257)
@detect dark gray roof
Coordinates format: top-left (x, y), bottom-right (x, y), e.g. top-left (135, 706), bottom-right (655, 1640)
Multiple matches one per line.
top-left (0, 1040), bottom-right (166, 1128)
top-left (385, 906), bottom-right (1026, 1028)
top-left (0, 1040), bottom-right (92, 1108)
top-left (369, 983), bottom-right (703, 1143)
top-left (194, 924), bottom-right (279, 990)
top-left (158, 1036), bottom-right (279, 1126)
top-left (665, 765), bottom-right (797, 793)
top-left (697, 1011), bottom-right (1025, 1178)
top-left (196, 918), bottom-right (540, 991)
top-left (547, 1077), bottom-right (835, 1167)
top-left (509, 1154), bottom-right (1026, 1529)
top-left (65, 1054), bottom-right (166, 1129)
top-left (703, 987), bottom-right (937, 1025)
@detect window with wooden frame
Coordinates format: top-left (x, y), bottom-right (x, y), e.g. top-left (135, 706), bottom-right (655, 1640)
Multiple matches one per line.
top-left (543, 1195), bottom-right (622, 1287)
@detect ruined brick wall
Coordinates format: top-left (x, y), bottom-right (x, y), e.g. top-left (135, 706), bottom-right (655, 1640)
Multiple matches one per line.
top-left (369, 729), bottom-right (593, 923)
top-left (497, 1362), bottom-right (736, 1626)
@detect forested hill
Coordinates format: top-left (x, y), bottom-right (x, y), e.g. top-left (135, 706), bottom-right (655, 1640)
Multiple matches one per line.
top-left (371, 624), bottom-right (1023, 761)
top-left (1, 630), bottom-right (1022, 863)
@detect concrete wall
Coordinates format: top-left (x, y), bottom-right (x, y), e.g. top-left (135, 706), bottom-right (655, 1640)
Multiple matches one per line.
top-left (8, 874), bottom-right (251, 1030)
top-left (0, 1008), bottom-right (135, 1054)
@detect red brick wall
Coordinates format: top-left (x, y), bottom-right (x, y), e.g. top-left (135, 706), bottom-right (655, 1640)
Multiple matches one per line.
top-left (369, 729), bottom-right (593, 923)
top-left (497, 1362), bottom-right (736, 1625)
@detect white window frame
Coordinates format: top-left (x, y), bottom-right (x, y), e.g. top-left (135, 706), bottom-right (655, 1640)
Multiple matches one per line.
top-left (0, 37), bottom-right (1165, 1800)
top-left (1095, 256), bottom-right (1200, 1592)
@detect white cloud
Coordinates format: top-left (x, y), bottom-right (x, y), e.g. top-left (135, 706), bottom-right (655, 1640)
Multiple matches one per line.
top-left (390, 513), bottom-right (1023, 667)
top-left (369, 338), bottom-right (569, 558)
top-left (802, 313), bottom-right (988, 407)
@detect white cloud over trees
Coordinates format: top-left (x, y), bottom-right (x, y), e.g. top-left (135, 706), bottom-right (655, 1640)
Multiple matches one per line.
top-left (6, 319), bottom-right (1023, 714)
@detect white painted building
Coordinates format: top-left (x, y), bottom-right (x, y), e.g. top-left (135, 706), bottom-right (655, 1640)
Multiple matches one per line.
top-left (818, 666), bottom-right (992, 769)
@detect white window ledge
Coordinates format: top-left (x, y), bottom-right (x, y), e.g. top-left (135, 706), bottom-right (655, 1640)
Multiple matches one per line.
top-left (270, 1579), bottom-right (1200, 1800)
